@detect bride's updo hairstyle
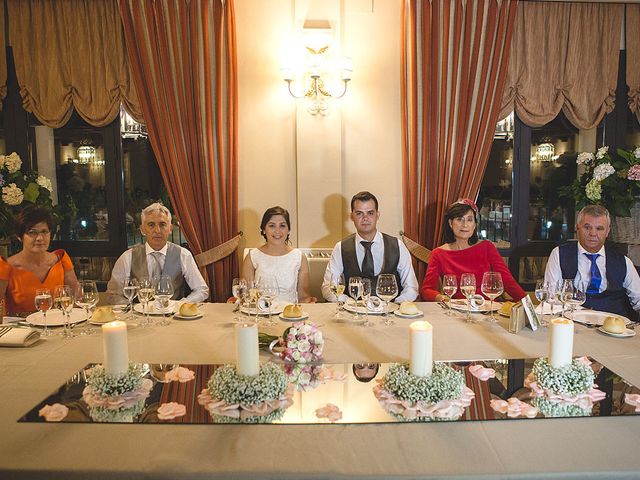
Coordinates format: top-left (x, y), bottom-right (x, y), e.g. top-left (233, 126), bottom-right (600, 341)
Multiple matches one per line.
top-left (260, 206), bottom-right (291, 243)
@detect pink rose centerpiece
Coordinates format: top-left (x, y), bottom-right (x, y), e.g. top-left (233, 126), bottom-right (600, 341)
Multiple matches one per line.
top-left (38, 403), bottom-right (69, 422)
top-left (277, 322), bottom-right (324, 363)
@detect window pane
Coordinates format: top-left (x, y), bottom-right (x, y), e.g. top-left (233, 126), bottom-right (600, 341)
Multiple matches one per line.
top-left (53, 127), bottom-right (109, 241)
top-left (529, 116), bottom-right (578, 242)
top-left (519, 256), bottom-right (549, 285)
top-left (625, 108), bottom-right (640, 148)
top-left (477, 114), bottom-right (513, 248)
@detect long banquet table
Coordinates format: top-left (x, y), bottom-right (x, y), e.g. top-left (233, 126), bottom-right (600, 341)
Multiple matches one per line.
top-left (2, 302), bottom-right (640, 479)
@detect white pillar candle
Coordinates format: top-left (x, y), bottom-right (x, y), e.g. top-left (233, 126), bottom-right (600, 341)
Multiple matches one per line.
top-left (549, 318), bottom-right (574, 368)
top-left (235, 323), bottom-right (260, 376)
top-left (410, 320), bottom-right (433, 377)
top-left (102, 321), bottom-right (129, 375)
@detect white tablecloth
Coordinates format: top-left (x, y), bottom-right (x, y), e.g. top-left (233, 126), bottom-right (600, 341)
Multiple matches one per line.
top-left (2, 303), bottom-right (640, 479)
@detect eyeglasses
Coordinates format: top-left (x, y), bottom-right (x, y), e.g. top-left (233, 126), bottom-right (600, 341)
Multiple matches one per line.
top-left (25, 229), bottom-right (51, 238)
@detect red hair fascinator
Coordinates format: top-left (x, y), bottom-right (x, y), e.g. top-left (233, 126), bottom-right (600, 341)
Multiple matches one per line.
top-left (456, 199), bottom-right (478, 213)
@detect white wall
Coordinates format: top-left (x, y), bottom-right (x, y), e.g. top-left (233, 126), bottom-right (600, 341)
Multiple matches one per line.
top-left (236, 0), bottom-right (404, 252)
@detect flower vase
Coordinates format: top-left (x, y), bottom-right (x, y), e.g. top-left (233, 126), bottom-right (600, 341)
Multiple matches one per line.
top-left (610, 201), bottom-right (640, 244)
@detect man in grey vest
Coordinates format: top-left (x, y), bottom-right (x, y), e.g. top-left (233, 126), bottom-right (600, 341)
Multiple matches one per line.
top-left (107, 203), bottom-right (209, 304)
top-left (321, 191), bottom-right (418, 303)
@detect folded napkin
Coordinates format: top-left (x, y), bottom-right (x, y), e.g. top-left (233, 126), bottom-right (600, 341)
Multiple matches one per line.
top-left (366, 297), bottom-right (385, 313)
top-left (534, 302), bottom-right (582, 315)
top-left (0, 325), bottom-right (41, 347)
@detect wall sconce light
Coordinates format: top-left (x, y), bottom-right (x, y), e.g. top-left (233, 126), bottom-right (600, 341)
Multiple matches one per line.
top-left (282, 46), bottom-right (353, 116)
top-left (77, 144), bottom-right (96, 165)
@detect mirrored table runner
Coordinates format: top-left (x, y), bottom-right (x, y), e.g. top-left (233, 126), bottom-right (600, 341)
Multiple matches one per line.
top-left (19, 358), bottom-right (640, 424)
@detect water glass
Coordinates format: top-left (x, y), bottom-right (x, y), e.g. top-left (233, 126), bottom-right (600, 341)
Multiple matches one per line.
top-left (34, 288), bottom-right (53, 337)
top-left (260, 279), bottom-right (278, 326)
top-left (155, 275), bottom-right (174, 326)
top-left (481, 272), bottom-right (504, 323)
top-left (535, 279), bottom-right (550, 325)
top-left (442, 274), bottom-right (457, 316)
top-left (123, 277), bottom-right (138, 320)
top-left (460, 273), bottom-right (476, 323)
top-left (348, 276), bottom-right (363, 320)
top-left (75, 280), bottom-right (98, 335)
top-left (560, 279), bottom-right (574, 319)
top-left (376, 273), bottom-right (398, 326)
top-left (566, 282), bottom-right (587, 317)
top-left (54, 285), bottom-right (75, 338)
top-left (137, 277), bottom-right (156, 327)
top-left (360, 278), bottom-right (372, 327)
top-left (330, 274), bottom-right (346, 318)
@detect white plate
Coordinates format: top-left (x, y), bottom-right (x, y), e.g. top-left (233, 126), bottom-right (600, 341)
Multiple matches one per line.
top-left (393, 310), bottom-right (423, 318)
top-left (597, 326), bottom-right (636, 338)
top-left (278, 311), bottom-right (309, 322)
top-left (450, 299), bottom-right (502, 313)
top-left (240, 304), bottom-right (285, 316)
top-left (133, 300), bottom-right (177, 316)
top-left (26, 308), bottom-right (87, 327)
top-left (567, 310), bottom-right (631, 327)
top-left (173, 313), bottom-right (204, 320)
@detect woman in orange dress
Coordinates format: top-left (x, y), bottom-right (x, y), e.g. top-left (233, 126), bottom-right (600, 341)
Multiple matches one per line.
top-left (0, 206), bottom-right (79, 315)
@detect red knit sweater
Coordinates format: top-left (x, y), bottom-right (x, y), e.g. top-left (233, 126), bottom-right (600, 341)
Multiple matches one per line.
top-left (420, 241), bottom-right (526, 301)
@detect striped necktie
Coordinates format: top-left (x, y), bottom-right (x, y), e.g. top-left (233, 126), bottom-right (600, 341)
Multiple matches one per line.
top-left (584, 253), bottom-right (602, 295)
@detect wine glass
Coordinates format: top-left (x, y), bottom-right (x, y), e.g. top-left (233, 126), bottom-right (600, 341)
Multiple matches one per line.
top-left (232, 277), bottom-right (248, 322)
top-left (248, 280), bottom-right (263, 324)
top-left (259, 279), bottom-right (278, 326)
top-left (481, 272), bottom-right (504, 322)
top-left (123, 277), bottom-right (138, 320)
top-left (376, 274), bottom-right (398, 326)
top-left (348, 276), bottom-right (363, 320)
top-left (54, 285), bottom-right (75, 338)
top-left (34, 288), bottom-right (53, 337)
top-left (330, 274), bottom-right (346, 318)
top-left (155, 275), bottom-right (174, 326)
top-left (460, 273), bottom-right (476, 323)
top-left (535, 279), bottom-right (550, 326)
top-left (75, 280), bottom-right (98, 335)
top-left (442, 274), bottom-right (457, 317)
top-left (560, 279), bottom-right (574, 319)
top-left (137, 277), bottom-right (156, 327)
top-left (360, 278), bottom-right (372, 327)
top-left (566, 281), bottom-right (587, 318)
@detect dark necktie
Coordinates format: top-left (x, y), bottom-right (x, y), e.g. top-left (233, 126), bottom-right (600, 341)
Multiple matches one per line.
top-left (150, 251), bottom-right (163, 280)
top-left (584, 253), bottom-right (602, 295)
top-left (360, 241), bottom-right (374, 278)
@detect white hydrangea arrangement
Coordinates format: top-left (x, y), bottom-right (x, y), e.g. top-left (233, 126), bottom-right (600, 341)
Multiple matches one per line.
top-left (563, 146), bottom-right (640, 217)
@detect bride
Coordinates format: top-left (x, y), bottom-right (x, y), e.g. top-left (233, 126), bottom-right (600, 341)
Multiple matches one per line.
top-left (242, 206), bottom-right (313, 303)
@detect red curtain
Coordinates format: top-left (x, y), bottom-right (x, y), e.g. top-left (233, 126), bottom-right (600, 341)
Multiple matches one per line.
top-left (401, 0), bottom-right (517, 280)
top-left (119, 0), bottom-right (238, 301)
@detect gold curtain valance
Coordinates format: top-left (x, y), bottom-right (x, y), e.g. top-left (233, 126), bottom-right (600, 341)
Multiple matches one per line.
top-left (8, 0), bottom-right (142, 128)
top-left (500, 2), bottom-right (622, 129)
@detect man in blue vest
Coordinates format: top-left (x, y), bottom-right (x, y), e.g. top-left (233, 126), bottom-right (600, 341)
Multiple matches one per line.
top-left (107, 203), bottom-right (209, 304)
top-left (544, 205), bottom-right (640, 320)
top-left (321, 191), bottom-right (418, 303)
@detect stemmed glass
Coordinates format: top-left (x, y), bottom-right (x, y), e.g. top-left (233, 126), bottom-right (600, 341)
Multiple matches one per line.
top-left (260, 279), bottom-right (279, 326)
top-left (248, 280), bottom-right (263, 324)
top-left (460, 273), bottom-right (476, 323)
top-left (481, 272), bottom-right (504, 323)
top-left (560, 279), bottom-right (574, 319)
top-left (535, 279), bottom-right (550, 326)
top-left (34, 288), bottom-right (53, 337)
top-left (137, 277), bottom-right (156, 327)
top-left (376, 273), bottom-right (398, 326)
top-left (330, 274), bottom-right (346, 318)
top-left (566, 282), bottom-right (587, 318)
top-left (361, 278), bottom-right (373, 327)
top-left (54, 285), bottom-right (75, 338)
top-left (75, 280), bottom-right (98, 335)
top-left (232, 277), bottom-right (248, 321)
top-left (123, 278), bottom-right (138, 320)
top-left (442, 274), bottom-right (457, 316)
top-left (348, 276), bottom-right (363, 321)
top-left (155, 275), bottom-right (174, 326)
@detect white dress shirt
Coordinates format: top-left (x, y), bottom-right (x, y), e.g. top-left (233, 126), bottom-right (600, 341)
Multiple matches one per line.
top-left (107, 242), bottom-right (209, 304)
top-left (321, 231), bottom-right (419, 303)
top-left (544, 243), bottom-right (640, 311)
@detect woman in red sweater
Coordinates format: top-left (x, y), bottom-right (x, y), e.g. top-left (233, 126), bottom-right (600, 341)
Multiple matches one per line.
top-left (420, 200), bottom-right (526, 302)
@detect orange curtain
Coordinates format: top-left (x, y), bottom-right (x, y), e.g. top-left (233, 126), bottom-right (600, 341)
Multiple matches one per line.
top-left (8, 0), bottom-right (142, 127)
top-left (401, 0), bottom-right (517, 279)
top-left (119, 0), bottom-right (238, 302)
top-left (627, 4), bottom-right (640, 123)
top-left (499, 2), bottom-right (622, 128)
top-left (0, 2), bottom-right (6, 109)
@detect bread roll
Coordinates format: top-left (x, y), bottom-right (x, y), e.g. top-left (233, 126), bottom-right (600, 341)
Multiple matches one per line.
top-left (179, 303), bottom-right (199, 317)
top-left (602, 316), bottom-right (625, 334)
top-left (92, 306), bottom-right (116, 324)
top-left (399, 301), bottom-right (419, 315)
top-left (283, 304), bottom-right (303, 318)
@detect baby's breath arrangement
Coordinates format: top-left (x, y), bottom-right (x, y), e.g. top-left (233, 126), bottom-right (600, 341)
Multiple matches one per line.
top-left (532, 358), bottom-right (595, 396)
top-left (85, 364), bottom-right (146, 397)
top-left (381, 363), bottom-right (464, 404)
top-left (88, 400), bottom-right (147, 423)
top-left (211, 408), bottom-right (287, 424)
top-left (207, 363), bottom-right (288, 405)
top-left (532, 397), bottom-right (591, 418)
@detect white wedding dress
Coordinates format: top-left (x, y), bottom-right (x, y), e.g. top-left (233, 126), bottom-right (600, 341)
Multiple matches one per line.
top-left (249, 248), bottom-right (302, 303)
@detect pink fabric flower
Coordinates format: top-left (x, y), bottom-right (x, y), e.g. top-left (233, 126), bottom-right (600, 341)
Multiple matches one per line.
top-left (157, 402), bottom-right (187, 420)
top-left (82, 378), bottom-right (153, 409)
top-left (315, 403), bottom-right (343, 422)
top-left (490, 398), bottom-right (538, 418)
top-left (39, 403), bottom-right (69, 422)
top-left (319, 367), bottom-right (347, 381)
top-left (164, 366), bottom-right (195, 383)
top-left (197, 386), bottom-right (295, 421)
top-left (469, 365), bottom-right (496, 381)
top-left (524, 372), bottom-right (605, 405)
top-left (624, 393), bottom-right (640, 412)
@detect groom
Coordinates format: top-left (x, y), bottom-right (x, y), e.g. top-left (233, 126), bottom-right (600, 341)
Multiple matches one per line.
top-left (321, 191), bottom-right (418, 303)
